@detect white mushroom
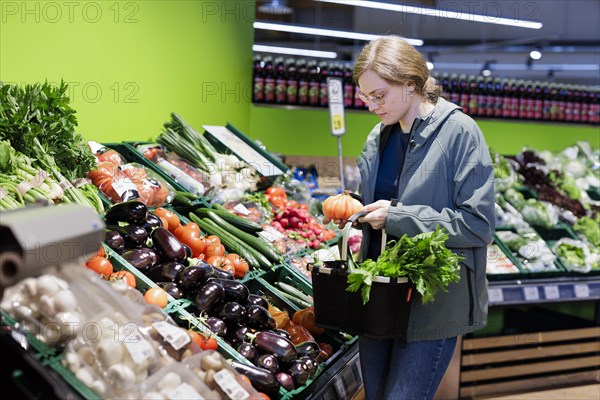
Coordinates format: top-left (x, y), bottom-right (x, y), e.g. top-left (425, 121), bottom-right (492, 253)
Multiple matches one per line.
top-left (64, 351), bottom-right (81, 372)
top-left (77, 346), bottom-right (96, 366)
top-left (22, 278), bottom-right (38, 298)
top-left (90, 380), bottom-right (107, 397)
top-left (144, 392), bottom-right (165, 400)
top-left (36, 275), bottom-right (62, 297)
top-left (38, 294), bottom-right (55, 316)
top-left (75, 367), bottom-right (95, 387)
top-left (96, 339), bottom-right (124, 367)
top-left (53, 290), bottom-right (78, 313)
top-left (158, 372), bottom-right (181, 390)
top-left (107, 364), bottom-right (136, 391)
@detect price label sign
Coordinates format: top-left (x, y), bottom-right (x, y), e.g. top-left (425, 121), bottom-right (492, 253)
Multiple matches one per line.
top-left (488, 288), bottom-right (504, 303)
top-left (327, 78), bottom-right (346, 136)
top-left (574, 284), bottom-right (590, 299)
top-left (544, 285), bottom-right (560, 300)
top-left (523, 286), bottom-right (540, 301)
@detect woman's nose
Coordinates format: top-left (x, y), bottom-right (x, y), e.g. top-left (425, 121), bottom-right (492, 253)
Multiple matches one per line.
top-left (368, 100), bottom-right (379, 112)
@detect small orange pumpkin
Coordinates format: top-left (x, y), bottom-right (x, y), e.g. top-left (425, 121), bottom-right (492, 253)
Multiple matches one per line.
top-left (322, 192), bottom-right (363, 221)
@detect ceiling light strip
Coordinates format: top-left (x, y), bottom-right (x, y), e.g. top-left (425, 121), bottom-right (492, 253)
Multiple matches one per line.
top-left (316, 0), bottom-right (543, 30)
top-left (253, 21), bottom-right (424, 46)
top-left (252, 44), bottom-right (338, 59)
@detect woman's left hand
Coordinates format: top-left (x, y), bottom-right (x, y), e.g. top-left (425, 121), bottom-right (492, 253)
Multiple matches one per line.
top-left (359, 200), bottom-right (390, 230)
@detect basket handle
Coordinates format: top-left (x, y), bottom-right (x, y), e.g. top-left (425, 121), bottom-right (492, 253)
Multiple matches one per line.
top-left (341, 211), bottom-right (387, 265)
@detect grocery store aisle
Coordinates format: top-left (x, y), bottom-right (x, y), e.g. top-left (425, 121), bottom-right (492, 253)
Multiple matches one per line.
top-left (480, 384), bottom-right (600, 400)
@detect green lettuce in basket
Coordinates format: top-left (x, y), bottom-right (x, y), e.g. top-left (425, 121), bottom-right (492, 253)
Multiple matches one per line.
top-left (346, 226), bottom-right (462, 305)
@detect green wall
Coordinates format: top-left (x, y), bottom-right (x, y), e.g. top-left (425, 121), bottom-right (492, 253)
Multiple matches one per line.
top-left (249, 105), bottom-right (600, 157)
top-left (0, 0), bottom-right (254, 141)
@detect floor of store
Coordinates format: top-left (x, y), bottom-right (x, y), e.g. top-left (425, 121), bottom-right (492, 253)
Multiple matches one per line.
top-left (352, 383), bottom-right (600, 399)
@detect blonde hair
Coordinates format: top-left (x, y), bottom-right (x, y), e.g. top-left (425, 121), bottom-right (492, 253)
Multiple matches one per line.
top-left (354, 36), bottom-right (441, 103)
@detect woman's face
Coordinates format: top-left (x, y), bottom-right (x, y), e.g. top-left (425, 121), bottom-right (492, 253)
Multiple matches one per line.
top-left (357, 69), bottom-right (414, 126)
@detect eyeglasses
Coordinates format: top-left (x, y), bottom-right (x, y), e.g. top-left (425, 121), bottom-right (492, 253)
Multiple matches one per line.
top-left (355, 88), bottom-right (391, 105)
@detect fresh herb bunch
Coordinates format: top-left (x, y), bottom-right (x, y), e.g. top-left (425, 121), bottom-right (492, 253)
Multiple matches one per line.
top-left (347, 226), bottom-right (462, 304)
top-left (0, 81), bottom-right (95, 180)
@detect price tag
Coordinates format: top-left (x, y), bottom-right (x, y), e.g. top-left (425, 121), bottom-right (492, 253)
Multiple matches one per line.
top-left (544, 285), bottom-right (560, 300)
top-left (327, 77), bottom-right (346, 136)
top-left (233, 203), bottom-right (251, 216)
top-left (574, 284), bottom-right (590, 299)
top-left (111, 180), bottom-right (138, 198)
top-left (258, 227), bottom-right (285, 243)
top-left (152, 321), bottom-right (190, 351)
top-left (164, 383), bottom-right (203, 400)
top-left (488, 288), bottom-right (504, 303)
top-left (214, 369), bottom-right (249, 400)
top-left (87, 141), bottom-right (106, 154)
top-left (523, 286), bottom-right (540, 301)
top-left (123, 334), bottom-right (154, 364)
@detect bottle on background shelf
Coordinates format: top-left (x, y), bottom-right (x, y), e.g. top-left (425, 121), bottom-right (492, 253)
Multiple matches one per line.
top-left (275, 57), bottom-right (287, 104)
top-left (318, 61), bottom-right (330, 107)
top-left (493, 78), bottom-right (504, 118)
top-left (476, 76), bottom-right (487, 117)
top-left (449, 74), bottom-right (461, 106)
top-left (252, 55), bottom-right (265, 103)
top-left (308, 60), bottom-right (320, 106)
top-left (285, 58), bottom-right (298, 105)
top-left (580, 87), bottom-right (590, 124)
top-left (485, 77), bottom-right (496, 117)
top-left (343, 63), bottom-right (355, 109)
top-left (459, 74), bottom-right (469, 114)
top-left (297, 59), bottom-right (309, 106)
top-left (533, 81), bottom-right (543, 120)
top-left (263, 56), bottom-right (275, 104)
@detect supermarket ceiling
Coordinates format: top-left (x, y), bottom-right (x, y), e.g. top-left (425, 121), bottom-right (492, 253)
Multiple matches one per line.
top-left (253, 0), bottom-right (600, 85)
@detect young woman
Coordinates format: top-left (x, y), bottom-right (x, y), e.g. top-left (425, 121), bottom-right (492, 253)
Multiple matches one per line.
top-left (340, 36), bottom-right (495, 399)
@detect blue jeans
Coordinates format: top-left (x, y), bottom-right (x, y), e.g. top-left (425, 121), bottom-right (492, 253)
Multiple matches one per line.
top-left (358, 336), bottom-right (458, 400)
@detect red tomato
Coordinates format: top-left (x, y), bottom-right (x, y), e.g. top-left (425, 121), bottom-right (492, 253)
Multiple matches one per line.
top-left (186, 236), bottom-right (206, 258)
top-left (204, 235), bottom-right (221, 247)
top-left (109, 270), bottom-right (136, 288)
top-left (144, 287), bottom-right (168, 308)
top-left (226, 254), bottom-right (249, 278)
top-left (266, 187), bottom-right (286, 197)
top-left (185, 222), bottom-right (201, 235)
top-left (96, 246), bottom-right (106, 258)
top-left (206, 256), bottom-right (227, 268)
top-left (189, 330), bottom-right (218, 351)
top-left (85, 256), bottom-right (113, 277)
top-left (205, 243), bottom-right (225, 258)
top-left (154, 208), bottom-right (180, 232)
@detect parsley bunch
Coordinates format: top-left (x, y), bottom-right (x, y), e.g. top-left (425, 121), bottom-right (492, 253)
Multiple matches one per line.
top-left (347, 226), bottom-right (462, 304)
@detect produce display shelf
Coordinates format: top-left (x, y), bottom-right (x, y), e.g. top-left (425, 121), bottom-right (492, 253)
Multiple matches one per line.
top-left (487, 275), bottom-right (600, 306)
top-left (1, 310), bottom-right (57, 360)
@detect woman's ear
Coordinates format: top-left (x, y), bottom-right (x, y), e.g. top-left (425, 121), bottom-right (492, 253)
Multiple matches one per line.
top-left (406, 83), bottom-right (416, 93)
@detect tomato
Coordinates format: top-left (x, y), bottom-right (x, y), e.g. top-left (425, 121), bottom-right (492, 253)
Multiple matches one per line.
top-left (109, 270), bottom-right (136, 288)
top-left (85, 256), bottom-right (113, 277)
top-left (95, 245), bottom-right (106, 258)
top-left (226, 254), bottom-right (249, 278)
top-left (174, 225), bottom-right (188, 240)
top-left (205, 243), bottom-right (225, 258)
top-left (144, 287), bottom-right (168, 308)
top-left (186, 236), bottom-right (206, 258)
top-left (206, 256), bottom-right (227, 268)
top-left (178, 227), bottom-right (200, 245)
top-left (158, 216), bottom-right (169, 230)
top-left (266, 187), bottom-right (286, 197)
top-left (219, 262), bottom-right (236, 276)
top-left (185, 222), bottom-right (200, 235)
top-left (204, 235), bottom-right (221, 247)
top-left (154, 208), bottom-right (180, 232)
top-left (188, 330), bottom-right (218, 351)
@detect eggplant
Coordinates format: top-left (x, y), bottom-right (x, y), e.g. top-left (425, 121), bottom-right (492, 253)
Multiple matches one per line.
top-left (228, 326), bottom-right (251, 348)
top-left (157, 282), bottom-right (183, 299)
top-left (245, 294), bottom-right (269, 309)
top-left (216, 302), bottom-right (246, 324)
top-left (209, 264), bottom-right (234, 280)
top-left (107, 224), bottom-right (148, 248)
top-left (245, 305), bottom-right (276, 330)
top-left (105, 201), bottom-right (147, 224)
top-left (274, 329), bottom-right (292, 341)
top-left (208, 278), bottom-right (249, 303)
top-left (256, 354), bottom-right (280, 374)
top-left (147, 261), bottom-right (186, 283)
top-left (287, 360), bottom-right (309, 387)
top-left (250, 331), bottom-right (297, 364)
top-left (176, 264), bottom-right (214, 294)
top-left (139, 213), bottom-right (163, 233)
top-left (120, 248), bottom-right (159, 272)
top-left (182, 244), bottom-right (192, 259)
top-left (299, 356), bottom-right (318, 377)
top-left (151, 227), bottom-right (186, 262)
top-left (104, 230), bottom-right (125, 252)
top-left (237, 343), bottom-right (258, 363)
top-left (275, 372), bottom-right (294, 391)
top-left (205, 317), bottom-right (227, 337)
top-left (295, 341), bottom-right (320, 360)
top-left (231, 361), bottom-right (280, 395)
top-left (194, 281), bottom-right (225, 313)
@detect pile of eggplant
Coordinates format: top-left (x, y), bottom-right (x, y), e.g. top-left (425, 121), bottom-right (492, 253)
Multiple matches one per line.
top-left (103, 201), bottom-right (322, 395)
top-left (103, 201), bottom-right (235, 300)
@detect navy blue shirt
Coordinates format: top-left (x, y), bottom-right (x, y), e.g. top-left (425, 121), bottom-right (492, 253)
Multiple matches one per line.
top-left (367, 124), bottom-right (410, 260)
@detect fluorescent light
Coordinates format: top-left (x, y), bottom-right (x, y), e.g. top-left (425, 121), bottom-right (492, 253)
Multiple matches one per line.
top-left (252, 44), bottom-right (337, 59)
top-left (529, 50), bottom-right (542, 60)
top-left (426, 61), bottom-right (434, 70)
top-left (433, 62), bottom-right (599, 71)
top-left (315, 0), bottom-right (543, 30)
top-left (253, 21), bottom-right (423, 46)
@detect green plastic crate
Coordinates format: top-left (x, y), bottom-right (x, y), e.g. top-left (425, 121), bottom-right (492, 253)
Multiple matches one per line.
top-left (487, 236), bottom-right (526, 280)
top-left (47, 357), bottom-right (101, 400)
top-left (1, 310), bottom-right (57, 360)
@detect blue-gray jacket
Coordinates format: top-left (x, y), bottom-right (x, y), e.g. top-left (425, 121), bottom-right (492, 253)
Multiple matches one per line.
top-left (357, 98), bottom-right (495, 342)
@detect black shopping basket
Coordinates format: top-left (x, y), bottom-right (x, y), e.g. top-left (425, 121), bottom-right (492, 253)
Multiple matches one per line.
top-left (308, 212), bottom-right (414, 340)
